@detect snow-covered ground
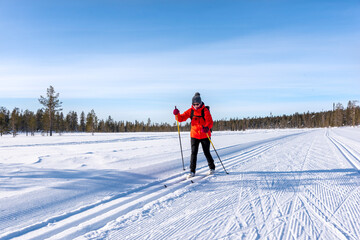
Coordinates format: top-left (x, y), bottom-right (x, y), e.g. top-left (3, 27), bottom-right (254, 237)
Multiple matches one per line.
top-left (1, 127), bottom-right (360, 239)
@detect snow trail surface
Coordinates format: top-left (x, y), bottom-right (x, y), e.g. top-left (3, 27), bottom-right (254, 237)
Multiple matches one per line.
top-left (1, 128), bottom-right (360, 239)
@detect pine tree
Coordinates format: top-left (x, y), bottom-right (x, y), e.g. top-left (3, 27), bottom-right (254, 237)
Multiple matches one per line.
top-left (23, 110), bottom-right (32, 136)
top-left (29, 112), bottom-right (37, 136)
top-left (65, 111), bottom-right (78, 132)
top-left (38, 86), bottom-right (63, 136)
top-left (36, 109), bottom-right (44, 132)
top-left (42, 111), bottom-right (50, 135)
top-left (347, 100), bottom-right (358, 126)
top-left (86, 109), bottom-right (97, 135)
top-left (334, 103), bottom-right (344, 127)
top-left (0, 107), bottom-right (10, 136)
top-left (59, 112), bottom-right (66, 133)
top-left (10, 108), bottom-right (20, 137)
top-left (80, 111), bottom-right (86, 132)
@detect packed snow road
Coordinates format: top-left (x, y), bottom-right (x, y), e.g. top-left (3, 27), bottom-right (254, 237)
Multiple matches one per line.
top-left (1, 128), bottom-right (360, 239)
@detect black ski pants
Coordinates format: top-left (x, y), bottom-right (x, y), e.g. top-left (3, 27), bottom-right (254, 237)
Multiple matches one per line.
top-left (190, 137), bottom-right (215, 173)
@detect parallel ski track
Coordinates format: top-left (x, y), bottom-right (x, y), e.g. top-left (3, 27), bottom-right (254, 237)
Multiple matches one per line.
top-left (291, 130), bottom-right (359, 240)
top-left (321, 129), bottom-right (360, 239)
top-left (276, 128), bottom-right (360, 240)
top-left (239, 129), bottom-right (359, 240)
top-left (0, 131), bottom-right (308, 240)
top-left (93, 129), bottom-right (360, 240)
top-left (210, 131), bottom-right (317, 239)
top-left (278, 129), bottom-right (316, 240)
top-left (115, 131), bottom-right (313, 239)
top-left (327, 129), bottom-right (360, 170)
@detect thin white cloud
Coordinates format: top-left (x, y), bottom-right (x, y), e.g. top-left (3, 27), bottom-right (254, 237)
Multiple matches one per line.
top-left (0, 31), bottom-right (359, 101)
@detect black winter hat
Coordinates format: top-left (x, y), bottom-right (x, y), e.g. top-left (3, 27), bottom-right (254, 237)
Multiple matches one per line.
top-left (192, 92), bottom-right (202, 104)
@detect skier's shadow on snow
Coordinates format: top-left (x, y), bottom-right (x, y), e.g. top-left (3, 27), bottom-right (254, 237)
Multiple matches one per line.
top-left (217, 168), bottom-right (360, 192)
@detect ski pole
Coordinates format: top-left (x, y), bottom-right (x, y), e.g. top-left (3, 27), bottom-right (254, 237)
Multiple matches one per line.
top-left (206, 133), bottom-right (229, 174)
top-left (175, 107), bottom-right (185, 171)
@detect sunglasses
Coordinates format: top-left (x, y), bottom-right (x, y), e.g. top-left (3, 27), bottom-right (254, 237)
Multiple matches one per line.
top-left (193, 103), bottom-right (200, 106)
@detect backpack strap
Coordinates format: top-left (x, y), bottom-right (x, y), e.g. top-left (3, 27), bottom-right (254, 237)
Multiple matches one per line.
top-left (201, 108), bottom-right (205, 120)
top-left (190, 106), bottom-right (208, 121)
top-left (190, 106), bottom-right (212, 132)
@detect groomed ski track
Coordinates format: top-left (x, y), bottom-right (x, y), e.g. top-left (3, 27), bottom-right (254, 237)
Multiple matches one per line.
top-left (1, 128), bottom-right (360, 239)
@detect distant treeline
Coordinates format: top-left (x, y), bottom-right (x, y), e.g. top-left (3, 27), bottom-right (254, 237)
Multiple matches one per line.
top-left (0, 107), bottom-right (176, 136)
top-left (212, 101), bottom-right (360, 131)
top-left (0, 101), bottom-right (359, 136)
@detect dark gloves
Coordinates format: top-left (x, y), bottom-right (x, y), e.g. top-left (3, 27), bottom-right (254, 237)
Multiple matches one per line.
top-left (173, 107), bottom-right (180, 115)
top-left (201, 126), bottom-right (210, 133)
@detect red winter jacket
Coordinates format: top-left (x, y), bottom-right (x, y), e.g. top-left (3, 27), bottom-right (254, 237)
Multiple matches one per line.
top-left (176, 103), bottom-right (213, 139)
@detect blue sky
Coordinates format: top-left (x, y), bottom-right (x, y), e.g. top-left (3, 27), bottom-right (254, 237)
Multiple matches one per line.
top-left (0, 0), bottom-right (359, 123)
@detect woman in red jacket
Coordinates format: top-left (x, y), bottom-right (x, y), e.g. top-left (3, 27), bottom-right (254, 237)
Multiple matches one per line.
top-left (173, 92), bottom-right (215, 178)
